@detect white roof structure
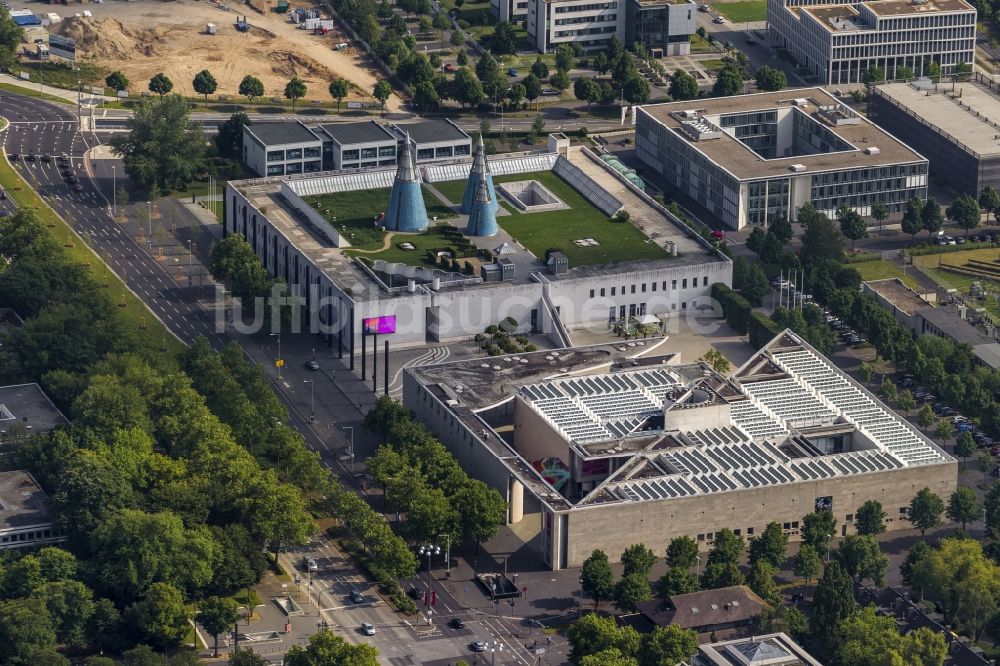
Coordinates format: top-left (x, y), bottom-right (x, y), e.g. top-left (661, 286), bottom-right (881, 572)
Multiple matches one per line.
top-left (516, 329), bottom-right (950, 507)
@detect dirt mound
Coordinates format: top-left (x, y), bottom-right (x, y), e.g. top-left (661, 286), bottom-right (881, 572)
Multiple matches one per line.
top-left (59, 17), bottom-right (171, 60)
top-left (268, 51), bottom-right (334, 79)
top-left (248, 25), bottom-right (275, 39)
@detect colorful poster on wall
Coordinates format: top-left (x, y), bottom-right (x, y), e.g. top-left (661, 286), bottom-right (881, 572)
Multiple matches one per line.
top-left (362, 315), bottom-right (396, 334)
top-left (532, 457), bottom-right (571, 491)
top-left (815, 496), bottom-right (833, 512)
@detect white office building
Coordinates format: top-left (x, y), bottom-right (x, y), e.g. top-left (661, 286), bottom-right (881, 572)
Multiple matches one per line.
top-left (243, 122), bottom-right (324, 178)
top-left (526, 0), bottom-right (695, 53)
top-left (768, 0), bottom-right (977, 85)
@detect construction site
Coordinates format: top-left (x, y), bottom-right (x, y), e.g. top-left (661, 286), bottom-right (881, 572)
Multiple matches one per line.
top-left (48, 0), bottom-right (399, 110)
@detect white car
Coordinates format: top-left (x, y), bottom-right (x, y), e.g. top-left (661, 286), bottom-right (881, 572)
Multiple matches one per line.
top-left (306, 558), bottom-right (318, 573)
top-left (713, 15), bottom-right (725, 23)
top-left (361, 622), bottom-right (376, 636)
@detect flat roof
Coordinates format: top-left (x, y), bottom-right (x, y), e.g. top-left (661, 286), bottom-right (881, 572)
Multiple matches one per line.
top-left (245, 121), bottom-right (320, 147)
top-left (801, 4), bottom-right (866, 30)
top-left (874, 81), bottom-right (1000, 158)
top-left (918, 304), bottom-right (995, 346)
top-left (639, 88), bottom-right (926, 180)
top-left (0, 470), bottom-right (53, 531)
top-left (319, 121), bottom-right (397, 146)
top-left (0, 383), bottom-right (67, 436)
top-left (865, 0), bottom-right (974, 15)
top-left (865, 278), bottom-right (929, 315)
top-left (692, 632), bottom-right (823, 666)
top-left (390, 120), bottom-right (470, 144)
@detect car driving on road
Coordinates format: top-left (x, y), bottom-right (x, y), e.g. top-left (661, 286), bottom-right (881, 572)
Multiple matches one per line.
top-left (361, 622), bottom-right (376, 636)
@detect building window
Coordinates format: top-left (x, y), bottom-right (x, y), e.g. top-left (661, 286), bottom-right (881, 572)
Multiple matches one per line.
top-left (641, 283), bottom-right (647, 293)
top-left (266, 164), bottom-right (285, 176)
top-left (417, 148), bottom-right (435, 160)
top-left (436, 146), bottom-right (454, 158)
top-left (600, 288), bottom-right (605, 297)
top-left (631, 285), bottom-right (636, 294)
top-left (662, 281), bottom-right (667, 290)
top-left (342, 149), bottom-right (359, 160)
top-left (361, 147), bottom-right (378, 159)
top-left (682, 279), bottom-right (687, 289)
top-left (304, 146), bottom-right (321, 158)
top-left (611, 287), bottom-right (616, 296)
top-left (304, 160), bottom-right (321, 172)
top-left (590, 289), bottom-right (595, 298)
top-left (697, 533), bottom-right (705, 541)
top-left (455, 144), bottom-right (471, 156)
top-left (266, 150), bottom-right (284, 162)
top-left (286, 162), bottom-right (302, 174)
top-left (286, 148), bottom-right (303, 160)
top-left (652, 282), bottom-right (657, 292)
top-left (378, 145), bottom-right (396, 157)
top-left (747, 527), bottom-right (754, 536)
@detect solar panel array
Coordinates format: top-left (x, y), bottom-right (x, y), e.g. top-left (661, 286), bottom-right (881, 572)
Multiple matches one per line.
top-left (520, 369), bottom-right (682, 444)
top-left (771, 348), bottom-right (944, 466)
top-left (424, 153), bottom-right (559, 183)
top-left (287, 170), bottom-right (396, 197)
top-left (729, 399), bottom-right (789, 439)
top-left (741, 378), bottom-right (837, 427)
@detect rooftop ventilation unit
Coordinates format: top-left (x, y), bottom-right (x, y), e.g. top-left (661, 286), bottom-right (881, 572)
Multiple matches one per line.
top-left (863, 146), bottom-right (880, 155)
top-left (789, 164), bottom-right (807, 173)
top-left (792, 98), bottom-right (809, 106)
top-left (679, 119), bottom-right (723, 141)
top-left (680, 110), bottom-right (699, 118)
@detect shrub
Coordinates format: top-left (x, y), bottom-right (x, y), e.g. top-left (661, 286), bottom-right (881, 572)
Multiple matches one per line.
top-left (578, 126), bottom-right (588, 137)
top-left (712, 283), bottom-right (751, 334)
top-left (464, 260), bottom-right (474, 274)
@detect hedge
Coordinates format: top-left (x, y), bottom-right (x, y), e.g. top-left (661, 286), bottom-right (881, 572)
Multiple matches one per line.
top-left (906, 241), bottom-right (1000, 257)
top-left (750, 311), bottom-right (782, 350)
top-left (712, 283), bottom-right (751, 335)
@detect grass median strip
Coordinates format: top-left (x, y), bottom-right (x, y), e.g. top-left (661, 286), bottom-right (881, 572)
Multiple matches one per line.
top-left (0, 149), bottom-right (185, 355)
top-left (0, 82), bottom-right (75, 106)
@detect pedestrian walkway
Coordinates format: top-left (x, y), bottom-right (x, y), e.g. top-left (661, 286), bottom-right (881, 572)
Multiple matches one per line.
top-left (0, 72), bottom-right (111, 106)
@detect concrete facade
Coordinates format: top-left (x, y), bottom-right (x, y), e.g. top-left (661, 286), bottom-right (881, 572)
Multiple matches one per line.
top-left (767, 0), bottom-right (976, 85)
top-left (405, 330), bottom-right (956, 570)
top-left (635, 89), bottom-right (929, 229)
top-left (243, 122), bottom-right (323, 177)
top-left (527, 0), bottom-right (695, 53)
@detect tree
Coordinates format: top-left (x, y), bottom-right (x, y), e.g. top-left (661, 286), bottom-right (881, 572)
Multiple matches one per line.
top-left (658, 566), bottom-right (700, 596)
top-left (900, 626), bottom-right (948, 666)
top-left (550, 69), bottom-right (571, 93)
top-left (148, 72), bottom-right (173, 96)
top-left (699, 348), bottom-right (731, 375)
top-left (838, 207), bottom-right (868, 250)
top-left (810, 562), bottom-right (856, 651)
top-left (109, 94), bottom-right (206, 193)
top-left (922, 197), bottom-right (944, 238)
top-left (859, 360), bottom-right (876, 386)
top-left (799, 203), bottom-right (844, 265)
top-left (127, 582), bottom-right (188, 647)
top-left (209, 234), bottom-right (270, 304)
top-left (284, 630), bottom-right (379, 666)
top-left (370, 79), bottom-right (391, 112)
top-left (621, 544), bottom-right (657, 577)
top-left (909, 487), bottom-right (945, 537)
top-left (450, 30), bottom-right (465, 48)
top-left (523, 73), bottom-right (542, 108)
top-left (328, 79), bottom-right (349, 113)
top-left (454, 479), bottom-right (507, 549)
top-left (948, 193), bottom-right (981, 236)
top-left (580, 648), bottom-right (637, 666)
top-left (192, 69), bottom-right (217, 104)
top-left (284, 77), bottom-right (307, 111)
top-left (901, 197), bottom-right (924, 240)
top-left (871, 200), bottom-right (889, 231)
top-left (229, 649), bottom-right (269, 666)
top-left (862, 65), bottom-right (885, 84)
top-left (947, 486), bottom-right (980, 531)
top-left (452, 68), bottom-right (484, 107)
top-left (794, 543), bottom-right (822, 589)
top-left (918, 403), bottom-right (935, 430)
top-left (955, 431), bottom-right (976, 468)
top-left (106, 70), bottom-right (129, 92)
top-left (748, 522), bottom-right (787, 568)
top-left (214, 112), bottom-right (250, 159)
top-left (492, 20), bottom-right (518, 54)
top-left (802, 510), bottom-right (837, 553)
top-left (707, 528), bottom-right (745, 566)
top-left (568, 613), bottom-right (640, 666)
top-left (574, 77), bottom-right (602, 106)
top-left (199, 596), bottom-right (239, 657)
top-left (746, 227), bottom-right (767, 256)
top-left (980, 186), bottom-right (1000, 224)
top-left (834, 534), bottom-right (888, 585)
top-left (413, 80), bottom-right (440, 111)
top-left (754, 65), bottom-right (786, 91)
top-left (897, 389), bottom-right (916, 414)
top-left (33, 580), bottom-right (95, 648)
top-left (900, 539), bottom-right (931, 591)
top-left (623, 75), bottom-right (650, 104)
top-left (637, 625), bottom-right (697, 666)
top-left (713, 64), bottom-right (743, 97)
top-left (669, 68), bottom-right (698, 101)
top-left (665, 536), bottom-right (699, 569)
top-left (701, 562), bottom-right (744, 589)
top-left (855, 499), bottom-right (887, 536)
top-left (936, 418), bottom-right (955, 445)
top-left (506, 83), bottom-right (525, 112)
top-left (0, 598), bottom-right (57, 666)
top-left (532, 57), bottom-right (550, 80)
top-left (555, 43), bottom-right (575, 72)
top-left (581, 549), bottom-right (615, 608)
top-left (879, 377), bottom-right (897, 404)
top-left (835, 605), bottom-right (902, 666)
top-left (0, 8), bottom-right (23, 71)
top-left (895, 65), bottom-right (914, 80)
top-left (238, 74), bottom-right (264, 108)
top-left (746, 560), bottom-right (780, 605)
top-left (613, 573), bottom-right (652, 612)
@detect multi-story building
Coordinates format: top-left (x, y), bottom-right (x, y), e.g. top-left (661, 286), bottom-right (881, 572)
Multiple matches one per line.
top-left (869, 76), bottom-right (1000, 195)
top-left (387, 120), bottom-right (472, 163)
top-left (768, 0), bottom-right (976, 85)
top-left (315, 121), bottom-right (399, 171)
top-left (635, 88), bottom-right (929, 229)
top-left (527, 0), bottom-right (694, 53)
top-left (243, 121), bottom-right (324, 178)
top-left (404, 329), bottom-right (955, 569)
top-left (494, 0), bottom-right (530, 23)
top-left (0, 470), bottom-right (65, 550)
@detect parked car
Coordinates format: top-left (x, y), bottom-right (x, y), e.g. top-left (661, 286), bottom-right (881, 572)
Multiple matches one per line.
top-left (67, 176), bottom-right (80, 185)
top-left (361, 622), bottom-right (376, 636)
top-left (713, 15), bottom-right (725, 22)
top-left (25, 154), bottom-right (35, 162)
top-left (507, 67), bottom-right (519, 77)
top-left (956, 236), bottom-right (967, 244)
top-left (8, 153), bottom-right (18, 161)
top-left (73, 183), bottom-right (84, 192)
top-left (41, 153), bottom-right (51, 162)
top-left (698, 3), bottom-right (710, 10)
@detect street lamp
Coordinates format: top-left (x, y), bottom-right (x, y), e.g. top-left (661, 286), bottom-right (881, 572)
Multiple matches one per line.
top-left (271, 332), bottom-right (282, 380)
top-left (303, 379), bottom-right (315, 422)
top-left (438, 533), bottom-right (452, 578)
top-left (343, 426), bottom-right (354, 470)
top-left (418, 543), bottom-right (440, 605)
top-left (490, 640), bottom-right (503, 666)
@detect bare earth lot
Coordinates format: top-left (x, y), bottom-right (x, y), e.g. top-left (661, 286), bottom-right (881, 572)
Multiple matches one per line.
top-left (57, 0), bottom-right (402, 111)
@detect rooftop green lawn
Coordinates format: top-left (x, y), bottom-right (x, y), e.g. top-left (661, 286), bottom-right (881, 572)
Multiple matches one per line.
top-left (715, 0), bottom-right (766, 22)
top-left (432, 171), bottom-right (668, 267)
top-left (851, 258), bottom-right (918, 290)
top-left (347, 224), bottom-right (479, 267)
top-left (302, 186), bottom-right (456, 250)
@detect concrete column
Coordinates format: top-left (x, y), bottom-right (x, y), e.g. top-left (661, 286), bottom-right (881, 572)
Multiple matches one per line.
top-left (509, 477), bottom-right (524, 524)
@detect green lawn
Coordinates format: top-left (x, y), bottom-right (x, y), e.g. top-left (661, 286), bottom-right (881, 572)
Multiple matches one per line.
top-left (715, 0), bottom-right (767, 22)
top-left (0, 82), bottom-right (73, 106)
top-left (349, 224), bottom-right (478, 267)
top-left (433, 171), bottom-right (668, 266)
top-left (0, 155), bottom-right (184, 356)
top-left (303, 187), bottom-right (456, 250)
top-left (852, 259), bottom-right (918, 290)
top-left (690, 33), bottom-right (718, 54)
top-left (10, 60), bottom-right (109, 92)
top-left (917, 264), bottom-right (1000, 319)
top-left (700, 59), bottom-right (726, 71)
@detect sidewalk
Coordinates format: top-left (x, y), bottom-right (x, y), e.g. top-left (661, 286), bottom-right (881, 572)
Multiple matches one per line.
top-left (0, 72), bottom-right (111, 106)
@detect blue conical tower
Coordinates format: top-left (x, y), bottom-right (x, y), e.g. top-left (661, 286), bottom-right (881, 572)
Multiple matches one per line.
top-left (385, 135), bottom-right (428, 233)
top-left (466, 177), bottom-right (498, 237)
top-left (462, 134), bottom-right (497, 215)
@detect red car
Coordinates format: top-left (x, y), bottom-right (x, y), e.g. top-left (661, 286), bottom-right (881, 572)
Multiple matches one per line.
top-left (443, 63), bottom-right (457, 72)
top-left (710, 230), bottom-right (725, 240)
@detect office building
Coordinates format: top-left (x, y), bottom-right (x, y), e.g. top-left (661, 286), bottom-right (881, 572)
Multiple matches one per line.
top-left (0, 383), bottom-right (68, 469)
top-left (404, 329), bottom-right (955, 569)
top-left (0, 470), bottom-right (65, 550)
top-left (870, 76), bottom-right (1000, 196)
top-left (315, 121), bottom-right (399, 171)
top-left (387, 120), bottom-right (472, 163)
top-left (243, 121), bottom-right (324, 177)
top-left (527, 0), bottom-right (695, 53)
top-left (767, 0), bottom-right (976, 85)
top-left (635, 89), bottom-right (929, 229)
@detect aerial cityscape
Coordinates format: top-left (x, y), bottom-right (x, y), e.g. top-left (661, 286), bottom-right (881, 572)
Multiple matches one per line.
top-left (3, 0), bottom-right (1000, 664)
